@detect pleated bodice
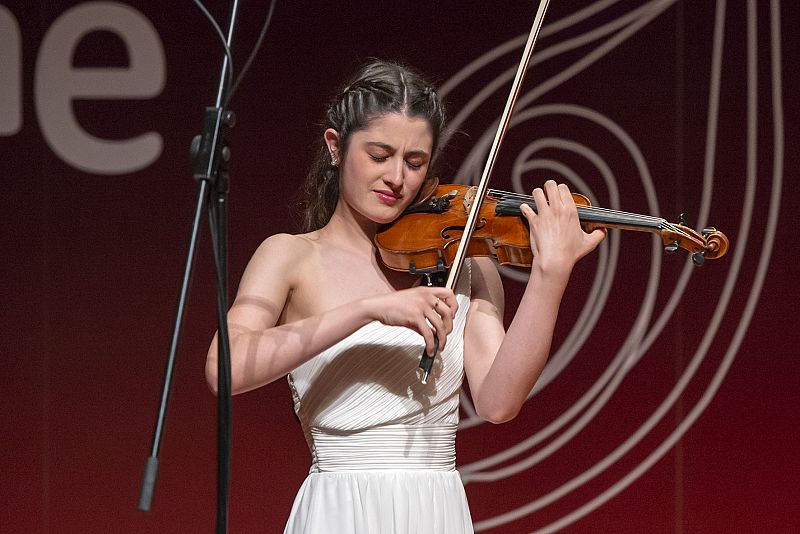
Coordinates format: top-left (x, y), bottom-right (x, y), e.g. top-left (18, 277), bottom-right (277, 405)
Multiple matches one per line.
top-left (283, 262), bottom-right (474, 533)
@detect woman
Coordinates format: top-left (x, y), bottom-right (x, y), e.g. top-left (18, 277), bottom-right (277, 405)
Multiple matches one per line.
top-left (206, 60), bottom-right (605, 533)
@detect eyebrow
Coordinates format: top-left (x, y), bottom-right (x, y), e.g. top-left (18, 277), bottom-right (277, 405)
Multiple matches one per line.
top-left (365, 142), bottom-right (429, 158)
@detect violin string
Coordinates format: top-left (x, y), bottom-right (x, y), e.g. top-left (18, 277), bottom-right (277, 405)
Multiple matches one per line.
top-left (489, 189), bottom-right (658, 219)
top-left (484, 188), bottom-right (706, 248)
top-left (662, 221), bottom-right (703, 246)
top-left (491, 190), bottom-right (664, 227)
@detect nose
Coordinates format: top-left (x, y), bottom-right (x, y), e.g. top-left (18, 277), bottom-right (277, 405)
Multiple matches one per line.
top-left (383, 157), bottom-right (405, 189)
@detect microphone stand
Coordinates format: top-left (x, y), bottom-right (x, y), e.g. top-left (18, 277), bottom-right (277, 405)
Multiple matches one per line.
top-left (138, 2), bottom-right (240, 533)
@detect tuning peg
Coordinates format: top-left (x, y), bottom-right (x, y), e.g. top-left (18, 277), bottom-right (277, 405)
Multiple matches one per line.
top-left (702, 227), bottom-right (717, 236)
top-left (678, 213), bottom-right (688, 226)
top-left (665, 241), bottom-right (679, 254)
top-left (692, 251), bottom-right (706, 266)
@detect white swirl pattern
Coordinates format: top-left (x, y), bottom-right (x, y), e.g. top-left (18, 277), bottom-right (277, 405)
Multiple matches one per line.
top-left (440, 1), bottom-right (785, 531)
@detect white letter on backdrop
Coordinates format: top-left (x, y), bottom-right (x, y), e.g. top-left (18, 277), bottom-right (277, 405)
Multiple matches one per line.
top-left (35, 2), bottom-right (166, 175)
top-left (0, 6), bottom-right (22, 136)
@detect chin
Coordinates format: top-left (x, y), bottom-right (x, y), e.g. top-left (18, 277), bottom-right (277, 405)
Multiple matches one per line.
top-left (372, 213), bottom-right (400, 225)
top-left (369, 206), bottom-right (405, 226)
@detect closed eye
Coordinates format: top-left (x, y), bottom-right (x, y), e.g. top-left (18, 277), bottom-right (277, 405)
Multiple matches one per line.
top-left (369, 153), bottom-right (425, 170)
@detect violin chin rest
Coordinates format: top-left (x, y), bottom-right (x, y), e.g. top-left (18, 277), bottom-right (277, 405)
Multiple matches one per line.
top-left (407, 176), bottom-right (440, 210)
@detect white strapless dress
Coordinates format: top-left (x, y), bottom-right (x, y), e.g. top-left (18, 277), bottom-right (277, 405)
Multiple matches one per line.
top-left (284, 264), bottom-right (473, 533)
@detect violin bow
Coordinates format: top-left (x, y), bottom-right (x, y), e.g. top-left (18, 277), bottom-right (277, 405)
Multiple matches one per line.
top-left (419, 0), bottom-right (551, 383)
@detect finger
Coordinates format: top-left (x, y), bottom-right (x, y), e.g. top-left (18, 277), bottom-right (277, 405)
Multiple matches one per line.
top-left (433, 291), bottom-right (457, 333)
top-left (531, 187), bottom-right (547, 215)
top-left (416, 316), bottom-right (436, 355)
top-left (588, 227), bottom-right (607, 248)
top-left (425, 306), bottom-right (447, 351)
top-left (519, 201), bottom-right (536, 222)
top-left (543, 180), bottom-right (561, 207)
top-left (439, 297), bottom-right (455, 336)
top-left (558, 182), bottom-right (574, 207)
top-left (435, 289), bottom-right (458, 313)
top-left (432, 308), bottom-right (452, 349)
top-left (431, 332), bottom-right (441, 357)
top-left (441, 304), bottom-right (454, 337)
top-left (423, 288), bottom-right (455, 312)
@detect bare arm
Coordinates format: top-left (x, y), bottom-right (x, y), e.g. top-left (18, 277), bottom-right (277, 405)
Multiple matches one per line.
top-left (205, 233), bottom-right (364, 394)
top-left (463, 181), bottom-right (605, 423)
top-left (206, 234), bottom-right (457, 395)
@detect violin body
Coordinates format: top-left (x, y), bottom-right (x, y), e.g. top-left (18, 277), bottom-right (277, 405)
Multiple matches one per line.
top-left (375, 184), bottom-right (569, 271)
top-left (375, 183), bottom-right (729, 272)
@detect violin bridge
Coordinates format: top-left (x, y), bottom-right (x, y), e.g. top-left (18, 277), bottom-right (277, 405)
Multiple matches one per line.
top-left (463, 186), bottom-right (478, 212)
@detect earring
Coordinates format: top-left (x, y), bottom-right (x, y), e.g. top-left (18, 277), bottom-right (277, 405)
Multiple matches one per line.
top-left (330, 152), bottom-right (339, 167)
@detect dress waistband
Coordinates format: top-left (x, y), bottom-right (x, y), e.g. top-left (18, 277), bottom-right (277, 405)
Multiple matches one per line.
top-left (309, 424), bottom-right (457, 473)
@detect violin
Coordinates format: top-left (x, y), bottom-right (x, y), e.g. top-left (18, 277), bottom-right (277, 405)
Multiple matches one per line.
top-left (375, 180), bottom-right (730, 272)
top-left (396, 0), bottom-right (729, 382)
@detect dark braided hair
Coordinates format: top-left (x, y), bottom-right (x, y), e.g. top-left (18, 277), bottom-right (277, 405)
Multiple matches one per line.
top-left (299, 60), bottom-right (446, 232)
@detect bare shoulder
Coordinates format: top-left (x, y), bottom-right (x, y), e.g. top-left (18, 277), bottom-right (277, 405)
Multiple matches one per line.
top-left (236, 232), bottom-right (322, 301)
top-left (246, 231), bottom-right (318, 273)
top-left (228, 232), bottom-right (318, 330)
top-left (254, 232), bottom-right (315, 257)
top-left (249, 232), bottom-right (313, 265)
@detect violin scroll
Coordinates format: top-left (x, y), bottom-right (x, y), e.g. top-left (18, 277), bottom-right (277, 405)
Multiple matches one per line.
top-left (660, 222), bottom-right (729, 267)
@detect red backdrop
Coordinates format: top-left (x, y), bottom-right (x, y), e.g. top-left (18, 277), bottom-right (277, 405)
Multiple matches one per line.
top-left (2, 1), bottom-right (798, 532)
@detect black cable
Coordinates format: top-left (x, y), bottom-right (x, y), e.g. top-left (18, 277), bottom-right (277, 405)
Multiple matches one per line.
top-left (193, 0), bottom-right (235, 98)
top-left (226, 0), bottom-right (278, 106)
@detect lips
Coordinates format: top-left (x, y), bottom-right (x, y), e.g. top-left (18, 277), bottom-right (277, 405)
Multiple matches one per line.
top-left (374, 190), bottom-right (400, 206)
